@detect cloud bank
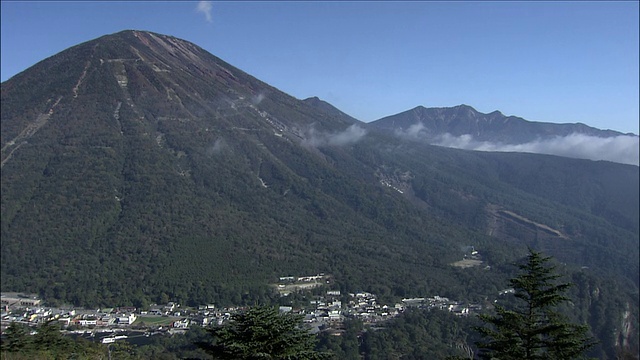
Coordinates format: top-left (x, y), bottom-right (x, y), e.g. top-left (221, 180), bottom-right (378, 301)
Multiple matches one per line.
top-left (196, 1), bottom-right (213, 23)
top-left (303, 124), bottom-right (367, 147)
top-left (395, 122), bottom-right (639, 166)
top-left (434, 133), bottom-right (639, 166)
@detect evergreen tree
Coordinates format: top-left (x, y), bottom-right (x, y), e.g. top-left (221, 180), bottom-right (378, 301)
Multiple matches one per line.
top-left (476, 248), bottom-right (597, 360)
top-left (32, 320), bottom-right (69, 351)
top-left (0, 322), bottom-right (30, 352)
top-left (197, 306), bottom-right (332, 359)
top-left (1, 320), bottom-right (107, 359)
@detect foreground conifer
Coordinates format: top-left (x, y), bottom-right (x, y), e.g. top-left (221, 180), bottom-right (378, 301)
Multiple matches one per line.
top-left (476, 249), bottom-right (597, 360)
top-left (197, 306), bottom-right (332, 359)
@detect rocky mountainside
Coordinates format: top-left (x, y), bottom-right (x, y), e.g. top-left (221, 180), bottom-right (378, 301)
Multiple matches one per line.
top-left (1, 30), bottom-right (638, 358)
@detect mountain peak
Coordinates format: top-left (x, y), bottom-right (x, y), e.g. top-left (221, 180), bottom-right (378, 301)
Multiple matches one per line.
top-left (1, 30), bottom-right (364, 166)
top-left (454, 104), bottom-right (477, 111)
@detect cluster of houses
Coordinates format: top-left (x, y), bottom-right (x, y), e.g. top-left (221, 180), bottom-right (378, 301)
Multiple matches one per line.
top-left (1, 299), bottom-right (139, 331)
top-left (273, 274), bottom-right (484, 328)
top-left (267, 273), bottom-right (488, 336)
top-left (2, 275), bottom-right (495, 337)
top-left (1, 293), bottom-right (246, 336)
top-left (283, 288), bottom-right (483, 334)
top-left (399, 295), bottom-right (483, 316)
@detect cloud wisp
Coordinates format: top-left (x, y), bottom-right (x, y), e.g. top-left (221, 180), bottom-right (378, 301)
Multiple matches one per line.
top-left (395, 122), bottom-right (429, 139)
top-left (205, 138), bottom-right (228, 157)
top-left (252, 93), bottom-right (265, 106)
top-left (196, 1), bottom-right (213, 23)
top-left (303, 124), bottom-right (367, 148)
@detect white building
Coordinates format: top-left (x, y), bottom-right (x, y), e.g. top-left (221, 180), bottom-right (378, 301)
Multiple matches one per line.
top-left (117, 313), bottom-right (137, 325)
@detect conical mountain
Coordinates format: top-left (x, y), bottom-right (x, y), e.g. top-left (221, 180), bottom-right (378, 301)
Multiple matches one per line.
top-left (1, 31), bottom-right (638, 357)
top-left (1, 29), bottom-right (465, 307)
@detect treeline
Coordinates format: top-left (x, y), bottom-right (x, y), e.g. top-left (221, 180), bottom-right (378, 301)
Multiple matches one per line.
top-left (1, 321), bottom-right (107, 360)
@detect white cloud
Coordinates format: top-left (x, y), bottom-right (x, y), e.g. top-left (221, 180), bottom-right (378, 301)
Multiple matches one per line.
top-left (196, 1), bottom-right (213, 23)
top-left (328, 124), bottom-right (367, 146)
top-left (303, 124), bottom-right (367, 147)
top-left (395, 122), bottom-right (428, 139)
top-left (392, 121), bottom-right (639, 165)
top-left (433, 133), bottom-right (639, 166)
top-left (252, 93), bottom-right (265, 105)
top-left (206, 138), bottom-right (227, 156)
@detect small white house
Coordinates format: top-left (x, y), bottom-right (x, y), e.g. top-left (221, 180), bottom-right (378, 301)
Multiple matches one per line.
top-left (173, 318), bottom-right (190, 329)
top-left (78, 318), bottom-right (97, 327)
top-left (117, 313), bottom-right (137, 325)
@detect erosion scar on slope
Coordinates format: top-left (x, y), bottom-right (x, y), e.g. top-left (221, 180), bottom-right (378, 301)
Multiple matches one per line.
top-left (1, 96), bottom-right (63, 169)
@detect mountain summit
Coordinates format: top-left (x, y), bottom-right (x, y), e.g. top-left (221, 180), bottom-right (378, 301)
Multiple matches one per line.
top-left (1, 29), bottom-right (358, 158)
top-left (1, 30), bottom-right (638, 357)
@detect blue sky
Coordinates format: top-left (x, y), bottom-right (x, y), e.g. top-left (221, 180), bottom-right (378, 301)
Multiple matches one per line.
top-left (1, 1), bottom-right (638, 134)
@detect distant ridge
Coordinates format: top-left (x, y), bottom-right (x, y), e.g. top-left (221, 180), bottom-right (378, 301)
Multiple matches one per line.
top-left (367, 104), bottom-right (638, 165)
top-left (369, 104), bottom-right (631, 144)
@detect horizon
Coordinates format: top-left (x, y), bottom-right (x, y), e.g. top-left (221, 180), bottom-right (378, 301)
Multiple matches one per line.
top-left (1, 1), bottom-right (638, 135)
